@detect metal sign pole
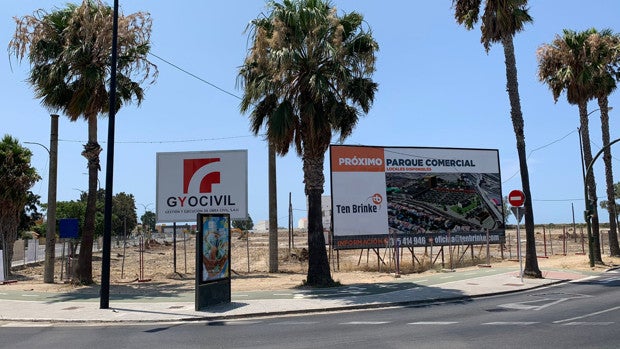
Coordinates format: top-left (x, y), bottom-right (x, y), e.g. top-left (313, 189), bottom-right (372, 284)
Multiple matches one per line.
top-left (516, 219), bottom-right (523, 283)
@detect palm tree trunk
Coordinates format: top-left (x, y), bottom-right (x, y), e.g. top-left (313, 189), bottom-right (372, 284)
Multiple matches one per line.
top-left (303, 154), bottom-right (333, 286)
top-left (502, 36), bottom-right (541, 278)
top-left (76, 113), bottom-right (101, 284)
top-left (578, 102), bottom-right (604, 263)
top-left (598, 96), bottom-right (620, 256)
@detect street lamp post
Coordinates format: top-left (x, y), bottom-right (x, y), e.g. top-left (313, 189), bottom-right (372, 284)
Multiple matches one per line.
top-left (584, 137), bottom-right (620, 267)
top-left (100, 0), bottom-right (119, 310)
top-left (578, 107), bottom-right (613, 267)
top-left (139, 203), bottom-right (153, 234)
top-left (25, 114), bottom-right (59, 284)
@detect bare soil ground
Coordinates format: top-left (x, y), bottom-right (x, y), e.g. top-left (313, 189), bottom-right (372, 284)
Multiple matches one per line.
top-left (3, 229), bottom-right (619, 295)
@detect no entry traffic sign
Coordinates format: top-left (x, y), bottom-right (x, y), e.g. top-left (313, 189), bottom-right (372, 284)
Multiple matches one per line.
top-left (508, 189), bottom-right (525, 207)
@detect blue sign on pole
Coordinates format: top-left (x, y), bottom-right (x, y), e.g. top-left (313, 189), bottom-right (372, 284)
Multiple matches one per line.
top-left (59, 218), bottom-right (79, 239)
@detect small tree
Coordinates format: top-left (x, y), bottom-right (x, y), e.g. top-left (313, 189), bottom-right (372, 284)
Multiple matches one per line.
top-left (141, 211), bottom-right (156, 234)
top-left (233, 215), bottom-right (254, 231)
top-left (0, 135), bottom-right (40, 277)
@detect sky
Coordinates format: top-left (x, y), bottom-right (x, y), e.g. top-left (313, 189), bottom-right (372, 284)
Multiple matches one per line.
top-left (3, 1), bottom-right (620, 227)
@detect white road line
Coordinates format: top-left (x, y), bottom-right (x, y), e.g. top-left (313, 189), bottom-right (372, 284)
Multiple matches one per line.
top-left (553, 306), bottom-right (620, 324)
top-left (341, 321), bottom-right (390, 325)
top-left (20, 294), bottom-right (39, 297)
top-left (217, 320), bottom-right (262, 326)
top-left (408, 321), bottom-right (458, 325)
top-left (483, 322), bottom-right (538, 326)
top-left (562, 322), bottom-right (614, 326)
top-left (270, 321), bottom-right (320, 325)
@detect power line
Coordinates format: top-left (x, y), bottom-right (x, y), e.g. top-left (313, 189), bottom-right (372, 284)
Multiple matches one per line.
top-left (149, 52), bottom-right (243, 101)
top-left (58, 134), bottom-right (258, 144)
top-left (502, 128), bottom-right (578, 183)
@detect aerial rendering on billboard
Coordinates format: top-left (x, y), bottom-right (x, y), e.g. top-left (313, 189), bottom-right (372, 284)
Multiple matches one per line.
top-left (156, 150), bottom-right (248, 223)
top-left (330, 145), bottom-right (505, 249)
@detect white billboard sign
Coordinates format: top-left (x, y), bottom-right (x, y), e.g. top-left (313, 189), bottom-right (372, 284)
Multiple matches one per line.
top-left (330, 145), bottom-right (504, 249)
top-left (156, 150), bottom-right (248, 222)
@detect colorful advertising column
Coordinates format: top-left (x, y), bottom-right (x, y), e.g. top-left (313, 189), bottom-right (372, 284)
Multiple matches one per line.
top-left (195, 213), bottom-right (231, 310)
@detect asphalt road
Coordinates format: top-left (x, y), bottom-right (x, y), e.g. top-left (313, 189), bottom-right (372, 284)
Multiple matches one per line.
top-left (1, 269), bottom-right (618, 349)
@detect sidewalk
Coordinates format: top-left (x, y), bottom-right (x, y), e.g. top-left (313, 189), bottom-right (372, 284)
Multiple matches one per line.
top-left (0, 267), bottom-right (596, 324)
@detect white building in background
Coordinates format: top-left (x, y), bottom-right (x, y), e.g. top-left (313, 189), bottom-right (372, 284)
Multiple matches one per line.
top-left (322, 195), bottom-right (331, 231)
top-left (297, 218), bottom-right (308, 230)
top-left (254, 220), bottom-right (269, 232)
top-left (298, 195), bottom-right (332, 231)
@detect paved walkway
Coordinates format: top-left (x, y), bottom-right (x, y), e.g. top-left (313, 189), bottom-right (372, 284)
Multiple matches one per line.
top-left (0, 267), bottom-right (597, 324)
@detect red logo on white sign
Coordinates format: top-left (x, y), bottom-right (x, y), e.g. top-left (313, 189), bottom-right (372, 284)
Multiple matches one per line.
top-left (183, 158), bottom-right (221, 193)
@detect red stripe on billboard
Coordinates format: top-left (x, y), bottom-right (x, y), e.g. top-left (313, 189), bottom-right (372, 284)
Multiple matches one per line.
top-left (331, 146), bottom-right (385, 172)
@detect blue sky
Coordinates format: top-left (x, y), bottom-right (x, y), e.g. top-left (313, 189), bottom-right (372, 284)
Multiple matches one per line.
top-left (3, 1), bottom-right (620, 226)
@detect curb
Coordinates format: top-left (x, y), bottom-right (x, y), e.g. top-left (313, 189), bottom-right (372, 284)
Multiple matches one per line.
top-left (0, 278), bottom-right (571, 325)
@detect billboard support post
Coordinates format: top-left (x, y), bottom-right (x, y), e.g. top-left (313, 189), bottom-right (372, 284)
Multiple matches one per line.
top-left (173, 222), bottom-right (177, 274)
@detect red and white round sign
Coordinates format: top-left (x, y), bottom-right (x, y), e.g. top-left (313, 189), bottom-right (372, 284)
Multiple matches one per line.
top-left (508, 189), bottom-right (525, 207)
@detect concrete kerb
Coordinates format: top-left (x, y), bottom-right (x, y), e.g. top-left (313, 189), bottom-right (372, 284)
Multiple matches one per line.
top-left (0, 274), bottom-right (576, 325)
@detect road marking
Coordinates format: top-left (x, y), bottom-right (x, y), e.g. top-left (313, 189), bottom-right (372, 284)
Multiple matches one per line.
top-left (341, 321), bottom-right (390, 325)
top-left (408, 321), bottom-right (458, 325)
top-left (554, 305), bottom-right (620, 324)
top-left (483, 322), bottom-right (538, 326)
top-left (20, 294), bottom-right (39, 297)
top-left (271, 321), bottom-right (320, 325)
top-left (272, 293), bottom-right (293, 296)
top-left (499, 293), bottom-right (591, 311)
top-left (562, 322), bottom-right (614, 326)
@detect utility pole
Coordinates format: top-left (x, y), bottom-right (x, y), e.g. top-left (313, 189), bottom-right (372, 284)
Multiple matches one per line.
top-left (44, 115), bottom-right (59, 283)
top-left (25, 114), bottom-right (59, 284)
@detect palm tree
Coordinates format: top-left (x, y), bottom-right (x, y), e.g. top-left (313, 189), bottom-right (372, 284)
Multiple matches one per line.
top-left (537, 29), bottom-right (608, 264)
top-left (453, 0), bottom-right (541, 277)
top-left (0, 135), bottom-right (41, 278)
top-left (590, 30), bottom-right (620, 257)
top-left (9, 0), bottom-right (157, 284)
top-left (238, 0), bottom-right (378, 286)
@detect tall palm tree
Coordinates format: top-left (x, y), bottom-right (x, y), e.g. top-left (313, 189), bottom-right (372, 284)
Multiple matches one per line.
top-left (453, 0), bottom-right (541, 277)
top-left (239, 0), bottom-right (378, 286)
top-left (537, 28), bottom-right (606, 263)
top-left (590, 30), bottom-right (620, 257)
top-left (9, 0), bottom-right (157, 284)
top-left (0, 135), bottom-right (41, 278)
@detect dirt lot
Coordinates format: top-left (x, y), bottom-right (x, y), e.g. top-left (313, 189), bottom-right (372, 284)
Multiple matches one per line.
top-left (4, 229), bottom-right (619, 295)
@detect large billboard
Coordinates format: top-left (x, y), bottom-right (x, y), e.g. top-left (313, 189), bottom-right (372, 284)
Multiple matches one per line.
top-left (156, 150), bottom-right (248, 222)
top-left (330, 145), bottom-right (504, 249)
